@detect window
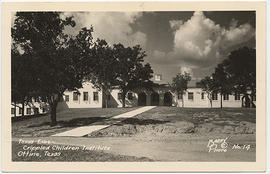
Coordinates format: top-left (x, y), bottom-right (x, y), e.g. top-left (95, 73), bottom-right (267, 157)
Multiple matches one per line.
top-left (118, 93), bottom-right (122, 100)
top-left (212, 93), bottom-right (218, 100)
top-left (83, 92), bottom-right (88, 101)
top-left (178, 93), bottom-right (182, 100)
top-left (93, 92), bottom-right (99, 101)
top-left (65, 95), bottom-right (69, 102)
top-left (34, 108), bottom-right (39, 114)
top-left (252, 95), bottom-right (256, 101)
top-left (235, 93), bottom-right (240, 100)
top-left (128, 92), bottom-right (133, 100)
top-left (201, 92), bottom-right (205, 100)
top-left (26, 108), bottom-right (31, 115)
top-left (73, 92), bottom-right (79, 101)
top-left (155, 74), bottom-right (162, 81)
top-left (19, 108), bottom-right (23, 114)
top-left (223, 94), bottom-right (229, 100)
top-left (11, 108), bottom-right (15, 114)
top-left (188, 92), bottom-right (194, 100)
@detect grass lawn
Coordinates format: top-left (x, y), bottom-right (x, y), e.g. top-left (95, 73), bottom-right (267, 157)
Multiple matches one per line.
top-left (12, 141), bottom-right (152, 161)
top-left (89, 107), bottom-right (256, 137)
top-left (134, 107), bottom-right (256, 124)
top-left (12, 107), bottom-right (138, 137)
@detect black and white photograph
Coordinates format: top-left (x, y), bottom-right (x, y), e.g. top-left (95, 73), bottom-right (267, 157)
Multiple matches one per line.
top-left (1, 1), bottom-right (267, 173)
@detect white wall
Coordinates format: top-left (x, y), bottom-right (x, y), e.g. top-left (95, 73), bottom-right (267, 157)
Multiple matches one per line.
top-left (11, 100), bottom-right (48, 117)
top-left (107, 89), bottom-right (138, 108)
top-left (176, 88), bottom-right (243, 108)
top-left (57, 82), bottom-right (103, 110)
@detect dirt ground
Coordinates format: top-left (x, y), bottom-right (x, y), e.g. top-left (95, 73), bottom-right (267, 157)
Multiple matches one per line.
top-left (12, 133), bottom-right (255, 161)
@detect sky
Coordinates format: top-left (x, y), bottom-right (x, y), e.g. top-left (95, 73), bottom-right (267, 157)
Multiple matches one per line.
top-left (62, 11), bottom-right (256, 84)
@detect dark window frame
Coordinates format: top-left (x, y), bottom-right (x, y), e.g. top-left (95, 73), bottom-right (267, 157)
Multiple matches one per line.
top-left (65, 95), bottom-right (69, 102)
top-left (223, 94), bottom-right (229, 100)
top-left (83, 92), bottom-right (89, 101)
top-left (235, 93), bottom-right (240, 100)
top-left (73, 92), bottom-right (79, 101)
top-left (212, 93), bottom-right (218, 100)
top-left (34, 108), bottom-right (39, 114)
top-left (19, 108), bottom-right (23, 114)
top-left (188, 92), bottom-right (194, 100)
top-left (26, 108), bottom-right (31, 115)
top-left (201, 92), bottom-right (205, 100)
top-left (93, 92), bottom-right (99, 101)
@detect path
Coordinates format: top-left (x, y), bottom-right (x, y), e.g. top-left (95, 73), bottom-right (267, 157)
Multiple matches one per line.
top-left (52, 106), bottom-right (156, 137)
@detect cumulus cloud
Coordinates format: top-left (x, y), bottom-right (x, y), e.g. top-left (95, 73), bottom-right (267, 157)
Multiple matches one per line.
top-left (169, 20), bottom-right (183, 31)
top-left (151, 11), bottom-right (255, 78)
top-left (62, 12), bottom-right (146, 47)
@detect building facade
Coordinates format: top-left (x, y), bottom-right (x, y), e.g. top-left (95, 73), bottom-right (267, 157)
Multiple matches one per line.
top-left (11, 80), bottom-right (256, 117)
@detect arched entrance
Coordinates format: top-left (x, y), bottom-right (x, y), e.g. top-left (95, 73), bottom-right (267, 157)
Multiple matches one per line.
top-left (138, 92), bottom-right (147, 106)
top-left (151, 92), bottom-right (159, 106)
top-left (164, 92), bottom-right (172, 106)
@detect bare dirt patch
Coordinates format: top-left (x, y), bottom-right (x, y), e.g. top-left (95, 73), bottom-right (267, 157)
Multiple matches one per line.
top-left (88, 107), bottom-right (256, 137)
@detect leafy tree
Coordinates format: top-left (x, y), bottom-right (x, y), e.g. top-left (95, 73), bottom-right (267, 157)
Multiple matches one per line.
top-left (198, 76), bottom-right (215, 108)
top-left (223, 47), bottom-right (256, 107)
top-left (112, 44), bottom-right (153, 107)
top-left (88, 39), bottom-right (118, 108)
top-left (212, 63), bottom-right (232, 108)
top-left (11, 45), bottom-right (33, 116)
top-left (170, 72), bottom-right (191, 107)
top-left (11, 12), bottom-right (91, 126)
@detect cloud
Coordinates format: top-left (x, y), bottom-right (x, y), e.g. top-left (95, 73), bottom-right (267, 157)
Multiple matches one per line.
top-left (151, 11), bottom-right (255, 78)
top-left (62, 12), bottom-right (146, 47)
top-left (169, 20), bottom-right (183, 31)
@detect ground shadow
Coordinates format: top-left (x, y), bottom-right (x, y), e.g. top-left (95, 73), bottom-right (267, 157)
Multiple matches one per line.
top-left (27, 116), bottom-right (107, 128)
top-left (116, 118), bottom-right (169, 126)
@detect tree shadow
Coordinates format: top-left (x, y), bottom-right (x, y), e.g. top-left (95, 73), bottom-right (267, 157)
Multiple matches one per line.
top-left (27, 116), bottom-right (107, 128)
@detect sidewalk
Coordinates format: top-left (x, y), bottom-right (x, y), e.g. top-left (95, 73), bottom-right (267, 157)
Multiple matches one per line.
top-left (52, 106), bottom-right (156, 137)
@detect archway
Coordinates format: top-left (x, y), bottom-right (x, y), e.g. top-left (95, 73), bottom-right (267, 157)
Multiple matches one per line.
top-left (151, 92), bottom-right (159, 106)
top-left (138, 92), bottom-right (147, 106)
top-left (164, 92), bottom-right (172, 106)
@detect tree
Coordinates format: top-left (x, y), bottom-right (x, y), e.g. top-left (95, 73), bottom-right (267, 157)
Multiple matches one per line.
top-left (212, 63), bottom-right (232, 108)
top-left (223, 47), bottom-right (256, 107)
top-left (11, 44), bottom-right (36, 116)
top-left (88, 39), bottom-right (118, 108)
top-left (198, 76), bottom-right (215, 108)
top-left (12, 12), bottom-right (92, 126)
top-left (112, 44), bottom-right (153, 107)
top-left (170, 72), bottom-right (191, 107)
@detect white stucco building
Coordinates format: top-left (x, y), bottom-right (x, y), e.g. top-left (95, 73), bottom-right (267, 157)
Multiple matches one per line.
top-left (11, 75), bottom-right (256, 117)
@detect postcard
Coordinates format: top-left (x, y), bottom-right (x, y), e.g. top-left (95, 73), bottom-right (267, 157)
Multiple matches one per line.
top-left (1, 1), bottom-right (266, 172)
